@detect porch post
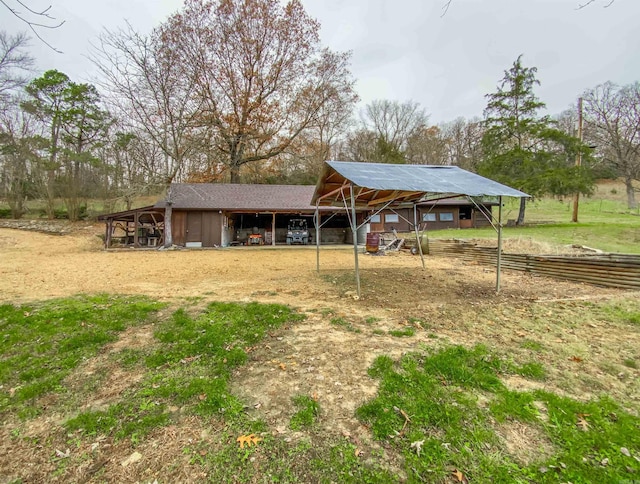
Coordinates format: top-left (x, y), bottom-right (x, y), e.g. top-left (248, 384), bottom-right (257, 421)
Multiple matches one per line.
top-left (496, 196), bottom-right (503, 293)
top-left (105, 220), bottom-right (111, 249)
top-left (134, 211), bottom-right (139, 248)
top-left (351, 183), bottom-right (361, 298)
top-left (271, 212), bottom-right (276, 246)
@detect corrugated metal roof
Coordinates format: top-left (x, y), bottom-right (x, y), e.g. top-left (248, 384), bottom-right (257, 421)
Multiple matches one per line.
top-left (154, 183), bottom-right (321, 212)
top-left (313, 161), bottom-right (529, 206)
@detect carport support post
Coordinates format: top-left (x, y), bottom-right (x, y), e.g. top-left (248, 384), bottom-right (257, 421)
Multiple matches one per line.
top-left (496, 196), bottom-right (503, 293)
top-left (413, 204), bottom-right (425, 269)
top-left (315, 206), bottom-right (321, 273)
top-left (351, 184), bottom-right (361, 298)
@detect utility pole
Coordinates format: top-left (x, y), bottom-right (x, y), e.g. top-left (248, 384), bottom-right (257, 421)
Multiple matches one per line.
top-left (572, 97), bottom-right (583, 223)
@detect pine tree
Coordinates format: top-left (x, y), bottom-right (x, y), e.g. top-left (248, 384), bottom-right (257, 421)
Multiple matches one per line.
top-left (479, 55), bottom-right (593, 224)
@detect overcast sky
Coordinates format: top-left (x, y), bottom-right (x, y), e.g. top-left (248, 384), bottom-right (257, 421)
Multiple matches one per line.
top-left (3, 0), bottom-right (639, 123)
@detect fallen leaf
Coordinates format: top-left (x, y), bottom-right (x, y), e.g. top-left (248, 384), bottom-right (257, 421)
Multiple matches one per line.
top-left (121, 451), bottom-right (142, 467)
top-left (569, 356), bottom-right (583, 363)
top-left (600, 457), bottom-right (609, 466)
top-left (577, 417), bottom-right (590, 431)
top-left (452, 469), bottom-right (468, 483)
top-left (237, 434), bottom-right (262, 448)
top-left (180, 355), bottom-right (201, 364)
top-left (198, 394), bottom-right (207, 401)
top-left (410, 439), bottom-right (424, 456)
top-left (354, 447), bottom-right (363, 457)
top-left (621, 447), bottom-right (631, 457)
top-left (55, 449), bottom-right (70, 459)
top-left (279, 363), bottom-right (286, 370)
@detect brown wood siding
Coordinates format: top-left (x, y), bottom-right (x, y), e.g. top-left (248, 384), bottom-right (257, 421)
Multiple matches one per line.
top-left (474, 207), bottom-right (493, 227)
top-left (172, 211), bottom-right (187, 246)
top-left (419, 208), bottom-right (459, 230)
top-left (371, 209), bottom-right (413, 232)
top-left (202, 212), bottom-right (222, 247)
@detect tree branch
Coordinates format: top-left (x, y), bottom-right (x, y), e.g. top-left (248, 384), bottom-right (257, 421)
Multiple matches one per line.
top-left (440, 0), bottom-right (453, 17)
top-left (0, 0), bottom-right (65, 53)
top-left (577, 0), bottom-right (615, 9)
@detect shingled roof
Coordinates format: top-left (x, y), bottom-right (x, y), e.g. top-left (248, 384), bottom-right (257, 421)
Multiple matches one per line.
top-left (154, 183), bottom-right (320, 212)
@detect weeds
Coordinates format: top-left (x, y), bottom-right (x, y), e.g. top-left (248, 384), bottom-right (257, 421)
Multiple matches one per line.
top-left (388, 327), bottom-right (415, 337)
top-left (66, 301), bottom-right (304, 440)
top-left (0, 295), bottom-right (163, 417)
top-left (330, 316), bottom-right (361, 333)
top-left (357, 344), bottom-right (640, 483)
top-left (290, 394), bottom-right (320, 430)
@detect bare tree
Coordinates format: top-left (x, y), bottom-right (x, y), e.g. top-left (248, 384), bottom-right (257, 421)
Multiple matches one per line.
top-left (441, 117), bottom-right (484, 171)
top-left (92, 22), bottom-right (202, 187)
top-left (583, 82), bottom-right (640, 208)
top-left (0, 31), bottom-right (33, 104)
top-left (339, 128), bottom-right (378, 162)
top-left (405, 125), bottom-right (449, 165)
top-left (363, 100), bottom-right (428, 154)
top-left (167, 0), bottom-right (357, 182)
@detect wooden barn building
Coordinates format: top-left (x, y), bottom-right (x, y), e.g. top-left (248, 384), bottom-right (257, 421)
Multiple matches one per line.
top-left (98, 184), bottom-right (360, 248)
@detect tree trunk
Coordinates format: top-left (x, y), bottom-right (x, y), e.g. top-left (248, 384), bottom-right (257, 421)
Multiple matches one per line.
top-left (517, 197), bottom-right (526, 225)
top-left (45, 169), bottom-right (56, 219)
top-left (624, 175), bottom-right (638, 209)
top-left (230, 164), bottom-right (241, 183)
top-left (164, 203), bottom-right (173, 247)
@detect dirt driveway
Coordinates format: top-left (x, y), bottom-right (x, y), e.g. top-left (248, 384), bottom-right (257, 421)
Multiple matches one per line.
top-left (0, 224), bottom-right (624, 307)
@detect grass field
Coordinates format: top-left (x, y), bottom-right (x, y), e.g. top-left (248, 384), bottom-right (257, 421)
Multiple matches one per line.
top-left (427, 180), bottom-right (640, 254)
top-left (1, 295), bottom-right (639, 483)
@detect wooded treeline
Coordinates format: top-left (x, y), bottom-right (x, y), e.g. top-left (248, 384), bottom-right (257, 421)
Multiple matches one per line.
top-left (1, 0), bottom-right (639, 221)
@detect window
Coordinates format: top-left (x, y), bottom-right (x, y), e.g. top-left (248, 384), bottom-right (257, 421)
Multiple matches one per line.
top-left (439, 212), bottom-right (454, 222)
top-left (370, 214), bottom-right (381, 223)
top-left (384, 213), bottom-right (399, 223)
top-left (422, 213), bottom-right (436, 222)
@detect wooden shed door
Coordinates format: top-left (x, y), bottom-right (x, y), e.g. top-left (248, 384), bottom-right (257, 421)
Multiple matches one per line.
top-left (186, 212), bottom-right (202, 242)
top-left (202, 212), bottom-right (221, 247)
top-left (172, 212), bottom-right (187, 246)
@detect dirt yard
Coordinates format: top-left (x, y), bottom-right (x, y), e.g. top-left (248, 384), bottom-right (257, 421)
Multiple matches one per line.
top-left (1, 223), bottom-right (639, 482)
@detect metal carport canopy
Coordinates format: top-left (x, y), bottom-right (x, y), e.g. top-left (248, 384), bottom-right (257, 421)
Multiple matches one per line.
top-left (311, 161), bottom-right (531, 297)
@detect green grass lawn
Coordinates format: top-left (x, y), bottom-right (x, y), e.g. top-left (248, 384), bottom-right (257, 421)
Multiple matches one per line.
top-left (428, 194), bottom-right (640, 254)
top-left (3, 295), bottom-right (639, 483)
